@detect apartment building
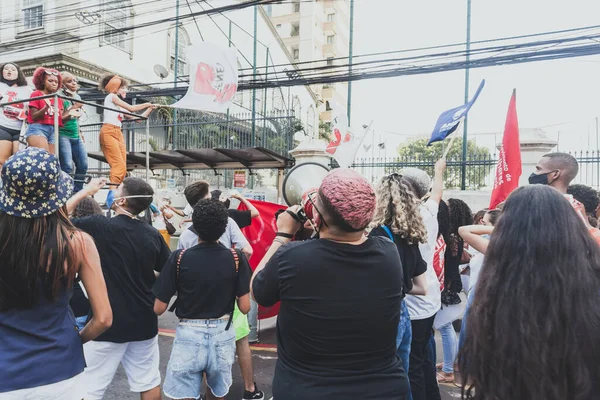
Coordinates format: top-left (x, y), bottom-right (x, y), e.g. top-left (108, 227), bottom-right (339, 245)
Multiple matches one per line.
top-left (268, 0), bottom-right (350, 124)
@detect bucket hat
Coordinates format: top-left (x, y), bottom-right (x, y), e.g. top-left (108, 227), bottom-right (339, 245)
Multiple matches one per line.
top-left (0, 147), bottom-right (73, 218)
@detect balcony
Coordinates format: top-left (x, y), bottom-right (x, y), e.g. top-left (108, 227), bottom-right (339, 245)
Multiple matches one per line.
top-left (323, 43), bottom-right (335, 57)
top-left (323, 21), bottom-right (335, 35)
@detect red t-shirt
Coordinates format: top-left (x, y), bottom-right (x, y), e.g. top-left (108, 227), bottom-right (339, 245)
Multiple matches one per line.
top-left (27, 90), bottom-right (64, 126)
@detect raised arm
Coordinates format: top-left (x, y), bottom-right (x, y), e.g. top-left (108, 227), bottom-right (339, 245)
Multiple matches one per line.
top-left (232, 193), bottom-right (260, 218)
top-left (66, 178), bottom-right (107, 215)
top-left (430, 158), bottom-right (446, 204)
top-left (458, 225), bottom-right (494, 254)
top-left (110, 94), bottom-right (153, 113)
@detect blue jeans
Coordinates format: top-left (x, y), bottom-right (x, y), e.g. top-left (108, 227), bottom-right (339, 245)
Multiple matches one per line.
top-left (75, 316), bottom-right (87, 331)
top-left (25, 123), bottom-right (56, 145)
top-left (439, 322), bottom-right (457, 374)
top-left (396, 300), bottom-right (413, 400)
top-left (163, 318), bottom-right (236, 399)
top-left (458, 289), bottom-right (475, 355)
top-left (59, 136), bottom-right (88, 192)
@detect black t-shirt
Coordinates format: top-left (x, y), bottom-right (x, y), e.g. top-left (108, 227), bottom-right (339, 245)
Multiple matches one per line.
top-left (228, 209), bottom-right (252, 229)
top-left (369, 226), bottom-right (427, 296)
top-left (252, 237), bottom-right (409, 400)
top-left (152, 243), bottom-right (251, 319)
top-left (73, 215), bottom-right (171, 343)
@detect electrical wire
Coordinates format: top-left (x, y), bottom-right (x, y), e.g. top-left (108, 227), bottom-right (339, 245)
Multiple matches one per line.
top-left (0, 0), bottom-right (287, 56)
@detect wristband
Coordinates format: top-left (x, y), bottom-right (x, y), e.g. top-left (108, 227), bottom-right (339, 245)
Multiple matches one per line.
top-left (276, 232), bottom-right (294, 239)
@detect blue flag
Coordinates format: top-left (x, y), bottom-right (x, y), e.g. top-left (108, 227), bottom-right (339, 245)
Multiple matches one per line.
top-left (428, 79), bottom-right (486, 146)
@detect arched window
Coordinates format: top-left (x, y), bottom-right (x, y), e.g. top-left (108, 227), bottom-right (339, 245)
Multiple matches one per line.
top-left (168, 26), bottom-right (191, 77)
top-left (102, 0), bottom-right (133, 54)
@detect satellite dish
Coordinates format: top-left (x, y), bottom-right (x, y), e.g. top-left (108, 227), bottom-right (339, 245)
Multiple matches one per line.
top-left (153, 65), bottom-right (169, 79)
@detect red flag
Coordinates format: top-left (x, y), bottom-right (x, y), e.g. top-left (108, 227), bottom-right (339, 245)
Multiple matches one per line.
top-left (238, 200), bottom-right (286, 320)
top-left (490, 90), bottom-right (521, 209)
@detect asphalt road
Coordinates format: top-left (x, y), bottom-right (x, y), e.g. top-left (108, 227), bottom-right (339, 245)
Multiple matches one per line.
top-left (103, 313), bottom-right (462, 400)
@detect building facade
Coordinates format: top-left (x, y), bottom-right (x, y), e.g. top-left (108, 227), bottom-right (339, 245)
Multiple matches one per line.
top-left (268, 0), bottom-right (350, 124)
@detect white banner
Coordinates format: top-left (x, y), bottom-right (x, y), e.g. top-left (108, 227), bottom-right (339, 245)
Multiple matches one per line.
top-left (171, 42), bottom-right (238, 113)
top-left (325, 101), bottom-right (370, 168)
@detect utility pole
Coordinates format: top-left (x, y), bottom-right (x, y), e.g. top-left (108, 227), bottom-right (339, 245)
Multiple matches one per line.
top-left (173, 0), bottom-right (180, 150)
top-left (251, 4), bottom-right (258, 189)
top-left (461, 0), bottom-right (472, 190)
top-left (347, 0), bottom-right (355, 125)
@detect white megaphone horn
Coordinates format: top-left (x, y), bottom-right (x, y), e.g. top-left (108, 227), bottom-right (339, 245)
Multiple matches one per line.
top-left (282, 162), bottom-right (330, 207)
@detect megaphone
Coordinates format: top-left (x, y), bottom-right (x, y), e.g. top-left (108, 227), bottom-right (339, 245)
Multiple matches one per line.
top-left (282, 162), bottom-right (330, 207)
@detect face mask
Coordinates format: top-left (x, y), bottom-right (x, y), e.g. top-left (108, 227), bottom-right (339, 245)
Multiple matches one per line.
top-left (105, 190), bottom-right (115, 209)
top-left (3, 79), bottom-right (17, 86)
top-left (107, 192), bottom-right (153, 216)
top-left (528, 171), bottom-right (552, 185)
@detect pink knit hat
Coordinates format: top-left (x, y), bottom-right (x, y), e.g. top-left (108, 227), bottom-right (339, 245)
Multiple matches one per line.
top-left (318, 168), bottom-right (375, 231)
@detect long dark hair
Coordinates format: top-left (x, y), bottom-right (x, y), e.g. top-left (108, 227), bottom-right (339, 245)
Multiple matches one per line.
top-left (0, 62), bottom-right (28, 87)
top-left (0, 207), bottom-right (83, 311)
top-left (459, 185), bottom-right (600, 400)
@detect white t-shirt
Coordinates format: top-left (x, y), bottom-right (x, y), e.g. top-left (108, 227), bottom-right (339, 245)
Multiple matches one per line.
top-left (468, 252), bottom-right (484, 294)
top-left (103, 93), bottom-right (124, 128)
top-left (177, 217), bottom-right (249, 250)
top-left (0, 83), bottom-right (32, 131)
top-left (405, 198), bottom-right (442, 320)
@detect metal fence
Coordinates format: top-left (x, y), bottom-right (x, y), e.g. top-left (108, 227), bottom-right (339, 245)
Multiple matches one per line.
top-left (348, 151), bottom-right (600, 190)
top-left (348, 154), bottom-right (498, 190)
top-left (80, 110), bottom-right (298, 190)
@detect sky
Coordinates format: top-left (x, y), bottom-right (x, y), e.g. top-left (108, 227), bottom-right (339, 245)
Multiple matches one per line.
top-left (351, 0), bottom-right (600, 158)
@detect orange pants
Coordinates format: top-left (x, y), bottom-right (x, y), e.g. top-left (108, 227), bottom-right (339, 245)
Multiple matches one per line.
top-left (99, 124), bottom-right (127, 185)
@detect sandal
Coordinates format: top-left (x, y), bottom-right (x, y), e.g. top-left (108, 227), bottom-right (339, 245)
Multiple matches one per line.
top-left (437, 372), bottom-right (455, 383)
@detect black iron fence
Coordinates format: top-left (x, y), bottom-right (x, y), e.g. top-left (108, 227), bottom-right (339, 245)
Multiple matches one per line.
top-left (348, 151), bottom-right (600, 190)
top-left (80, 110), bottom-right (298, 189)
top-left (348, 154), bottom-right (498, 190)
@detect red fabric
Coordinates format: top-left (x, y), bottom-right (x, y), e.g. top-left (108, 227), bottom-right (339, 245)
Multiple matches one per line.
top-left (432, 235), bottom-right (446, 291)
top-left (490, 90), bottom-right (521, 209)
top-left (27, 90), bottom-right (64, 126)
top-left (238, 200), bottom-right (286, 320)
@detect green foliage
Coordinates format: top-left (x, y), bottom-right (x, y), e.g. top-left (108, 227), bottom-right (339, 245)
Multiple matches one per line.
top-left (396, 138), bottom-right (492, 190)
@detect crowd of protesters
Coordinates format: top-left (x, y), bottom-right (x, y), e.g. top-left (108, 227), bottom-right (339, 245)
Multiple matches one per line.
top-left (1, 65), bottom-right (600, 400)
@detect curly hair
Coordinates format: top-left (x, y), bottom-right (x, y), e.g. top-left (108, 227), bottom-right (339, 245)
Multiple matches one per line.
top-left (31, 67), bottom-right (62, 91)
top-left (192, 199), bottom-right (229, 242)
top-left (98, 74), bottom-right (129, 92)
top-left (459, 185), bottom-right (600, 400)
top-left (371, 174), bottom-right (427, 244)
top-left (71, 197), bottom-right (104, 219)
top-left (567, 184), bottom-right (599, 226)
top-left (448, 198), bottom-right (473, 235)
top-left (0, 63), bottom-right (28, 87)
top-left (437, 200), bottom-right (451, 242)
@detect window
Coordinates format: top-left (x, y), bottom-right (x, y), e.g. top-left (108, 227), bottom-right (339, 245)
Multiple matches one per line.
top-left (293, 1), bottom-right (300, 12)
top-left (327, 13), bottom-right (335, 22)
top-left (169, 26), bottom-right (190, 77)
top-left (293, 48), bottom-right (300, 60)
top-left (291, 23), bottom-right (300, 37)
top-left (327, 35), bottom-right (335, 44)
top-left (23, 0), bottom-right (44, 31)
top-left (326, 57), bottom-right (334, 66)
top-left (102, 1), bottom-right (131, 52)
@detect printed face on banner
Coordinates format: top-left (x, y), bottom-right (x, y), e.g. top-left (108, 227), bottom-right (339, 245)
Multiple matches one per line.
top-left (172, 42), bottom-right (239, 113)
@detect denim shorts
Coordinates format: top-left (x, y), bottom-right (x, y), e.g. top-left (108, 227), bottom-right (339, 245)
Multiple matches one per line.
top-left (25, 123), bottom-right (56, 145)
top-left (163, 318), bottom-right (236, 399)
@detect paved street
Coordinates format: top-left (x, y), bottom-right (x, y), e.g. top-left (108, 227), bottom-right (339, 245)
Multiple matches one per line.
top-left (103, 312), bottom-right (462, 400)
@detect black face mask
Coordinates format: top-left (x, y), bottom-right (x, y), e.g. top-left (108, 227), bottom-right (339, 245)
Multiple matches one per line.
top-left (528, 171), bottom-right (552, 185)
top-left (3, 79), bottom-right (17, 86)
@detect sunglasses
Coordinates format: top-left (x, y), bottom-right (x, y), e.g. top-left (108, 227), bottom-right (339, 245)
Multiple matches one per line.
top-left (44, 69), bottom-right (60, 76)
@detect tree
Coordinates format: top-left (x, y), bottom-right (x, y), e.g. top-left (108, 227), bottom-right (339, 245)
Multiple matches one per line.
top-left (395, 138), bottom-right (493, 190)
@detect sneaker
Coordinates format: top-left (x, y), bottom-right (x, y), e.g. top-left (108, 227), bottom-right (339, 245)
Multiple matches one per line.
top-left (243, 383), bottom-right (265, 400)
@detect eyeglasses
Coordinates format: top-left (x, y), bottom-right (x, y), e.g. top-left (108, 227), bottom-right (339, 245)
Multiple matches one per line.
top-left (44, 69), bottom-right (59, 76)
top-left (304, 192), bottom-right (329, 228)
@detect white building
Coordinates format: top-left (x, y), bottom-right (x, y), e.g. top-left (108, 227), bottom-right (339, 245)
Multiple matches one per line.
top-left (268, 0), bottom-right (350, 124)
